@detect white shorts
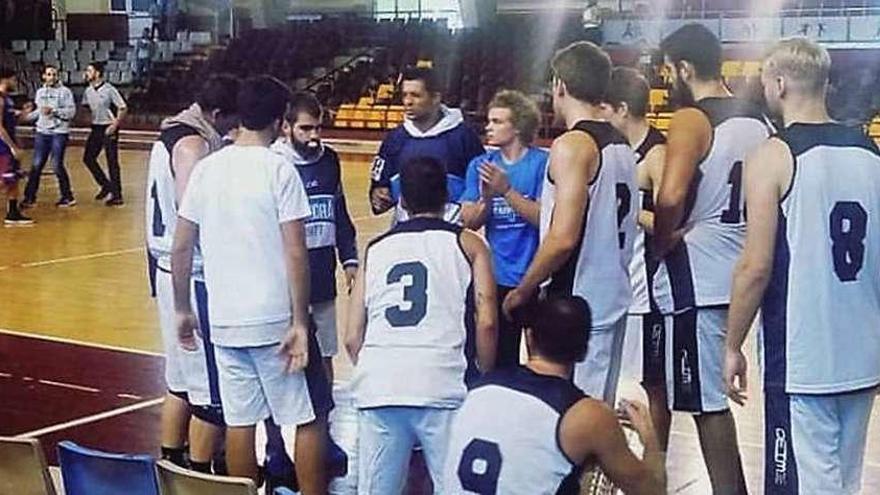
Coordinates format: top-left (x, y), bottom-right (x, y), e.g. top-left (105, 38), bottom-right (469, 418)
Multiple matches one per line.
top-left (621, 312), bottom-right (666, 387)
top-left (765, 387), bottom-right (877, 495)
top-left (573, 316), bottom-right (627, 404)
top-left (311, 300), bottom-right (338, 358)
top-left (357, 406), bottom-right (456, 495)
top-left (155, 269), bottom-right (220, 407)
top-left (214, 324), bottom-right (321, 427)
top-left (665, 307), bottom-right (728, 414)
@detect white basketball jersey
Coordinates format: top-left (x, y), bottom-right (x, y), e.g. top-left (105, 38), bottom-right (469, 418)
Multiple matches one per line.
top-left (629, 126), bottom-right (667, 315)
top-left (444, 367), bottom-right (584, 495)
top-left (352, 217), bottom-right (474, 409)
top-left (145, 126), bottom-right (203, 277)
top-left (540, 121), bottom-right (638, 328)
top-left (653, 98), bottom-right (771, 313)
top-left (763, 123), bottom-right (880, 394)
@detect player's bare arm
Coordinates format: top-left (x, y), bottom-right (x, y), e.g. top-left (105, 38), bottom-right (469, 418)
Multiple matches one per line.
top-left (171, 136), bottom-right (210, 203)
top-left (654, 108), bottom-right (711, 256)
top-left (724, 138), bottom-right (792, 405)
top-left (559, 398), bottom-right (665, 495)
top-left (639, 144), bottom-right (666, 235)
top-left (280, 218), bottom-right (311, 372)
top-left (503, 132), bottom-right (596, 317)
top-left (461, 193), bottom-right (490, 230)
top-left (0, 98), bottom-right (20, 158)
top-left (345, 251), bottom-right (368, 365)
top-left (460, 229), bottom-right (498, 372)
top-left (171, 217), bottom-right (199, 351)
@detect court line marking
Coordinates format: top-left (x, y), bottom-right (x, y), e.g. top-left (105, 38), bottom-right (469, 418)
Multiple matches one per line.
top-left (19, 247), bottom-right (144, 268)
top-left (14, 397), bottom-right (164, 439)
top-left (38, 379), bottom-right (101, 394)
top-left (0, 328), bottom-right (163, 357)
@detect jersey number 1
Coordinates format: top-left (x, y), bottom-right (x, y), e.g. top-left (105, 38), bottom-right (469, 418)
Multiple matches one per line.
top-left (721, 161), bottom-right (744, 224)
top-left (385, 261), bottom-right (428, 327)
top-left (150, 181), bottom-right (165, 237)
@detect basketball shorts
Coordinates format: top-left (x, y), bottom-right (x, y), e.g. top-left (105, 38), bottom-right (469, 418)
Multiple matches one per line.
top-left (214, 321), bottom-right (333, 427)
top-left (621, 311), bottom-right (666, 387)
top-left (155, 269), bottom-right (221, 409)
top-left (573, 316), bottom-right (627, 404)
top-left (311, 300), bottom-right (338, 358)
top-left (764, 386), bottom-right (877, 495)
top-left (665, 307), bottom-right (728, 414)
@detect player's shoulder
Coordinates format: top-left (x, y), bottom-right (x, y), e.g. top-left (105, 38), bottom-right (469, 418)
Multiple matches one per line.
top-left (775, 122), bottom-right (880, 158)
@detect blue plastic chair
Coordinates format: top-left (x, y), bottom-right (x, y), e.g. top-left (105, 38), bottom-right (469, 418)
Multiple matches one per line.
top-left (57, 441), bottom-right (160, 495)
top-left (274, 488), bottom-right (297, 495)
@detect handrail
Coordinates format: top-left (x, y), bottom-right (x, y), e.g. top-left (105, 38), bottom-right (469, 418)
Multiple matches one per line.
top-left (304, 47), bottom-right (376, 92)
top-left (608, 6), bottom-right (880, 20)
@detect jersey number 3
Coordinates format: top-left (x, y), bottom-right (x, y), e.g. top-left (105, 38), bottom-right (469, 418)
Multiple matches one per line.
top-left (385, 261), bottom-right (428, 327)
top-left (830, 201), bottom-right (867, 282)
top-left (457, 438), bottom-right (502, 494)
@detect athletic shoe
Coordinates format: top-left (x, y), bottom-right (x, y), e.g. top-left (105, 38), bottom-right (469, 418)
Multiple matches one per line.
top-left (20, 199), bottom-right (35, 209)
top-left (105, 196), bottom-right (124, 207)
top-left (4, 210), bottom-right (34, 225)
top-left (94, 188), bottom-right (111, 200)
top-left (56, 198), bottom-right (77, 208)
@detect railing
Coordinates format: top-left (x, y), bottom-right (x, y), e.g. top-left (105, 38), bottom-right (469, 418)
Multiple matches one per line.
top-left (304, 48), bottom-right (377, 93)
top-left (608, 5), bottom-right (880, 20)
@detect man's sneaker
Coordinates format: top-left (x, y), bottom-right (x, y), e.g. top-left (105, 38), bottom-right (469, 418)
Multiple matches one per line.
top-left (20, 199), bottom-right (35, 209)
top-left (4, 210), bottom-right (34, 226)
top-left (105, 196), bottom-right (124, 207)
top-left (94, 188), bottom-right (111, 200)
top-left (56, 198), bottom-right (77, 208)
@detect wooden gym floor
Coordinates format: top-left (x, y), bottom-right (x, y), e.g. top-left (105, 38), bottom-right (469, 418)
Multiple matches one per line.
top-left (1, 145), bottom-right (880, 494)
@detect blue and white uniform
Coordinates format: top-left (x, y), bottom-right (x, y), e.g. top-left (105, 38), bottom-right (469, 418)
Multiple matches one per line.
top-left (761, 123), bottom-right (880, 495)
top-left (370, 105), bottom-right (485, 224)
top-left (654, 97), bottom-right (771, 413)
top-left (443, 366), bottom-right (586, 495)
top-left (540, 120), bottom-right (638, 403)
top-left (352, 217), bottom-right (475, 494)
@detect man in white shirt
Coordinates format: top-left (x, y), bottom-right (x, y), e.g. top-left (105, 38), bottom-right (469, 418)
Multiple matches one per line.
top-left (171, 76), bottom-right (330, 493)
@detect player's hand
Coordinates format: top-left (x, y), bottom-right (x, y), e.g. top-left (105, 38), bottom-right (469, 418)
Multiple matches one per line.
top-left (22, 102), bottom-right (35, 114)
top-left (502, 286), bottom-right (531, 321)
top-left (105, 122), bottom-right (118, 136)
top-left (344, 265), bottom-right (358, 293)
top-left (724, 347), bottom-right (748, 406)
top-left (619, 399), bottom-right (659, 448)
top-left (478, 162), bottom-right (511, 197)
top-left (8, 145), bottom-right (21, 160)
top-left (176, 310), bottom-right (199, 352)
top-left (40, 106), bottom-right (53, 116)
top-left (370, 187), bottom-right (393, 213)
top-left (279, 322), bottom-right (309, 373)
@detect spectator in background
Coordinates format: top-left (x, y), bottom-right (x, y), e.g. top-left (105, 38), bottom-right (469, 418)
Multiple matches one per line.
top-left (136, 27), bottom-right (155, 84)
top-left (22, 64), bottom-right (77, 208)
top-left (460, 90), bottom-right (547, 368)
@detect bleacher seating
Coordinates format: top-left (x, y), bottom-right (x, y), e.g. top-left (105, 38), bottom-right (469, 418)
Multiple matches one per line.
top-left (156, 459), bottom-right (257, 495)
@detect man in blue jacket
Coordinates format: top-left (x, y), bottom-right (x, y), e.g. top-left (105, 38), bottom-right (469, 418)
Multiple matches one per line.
top-left (369, 66), bottom-right (484, 224)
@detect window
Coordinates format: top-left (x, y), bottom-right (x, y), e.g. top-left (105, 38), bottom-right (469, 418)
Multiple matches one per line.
top-left (374, 0), bottom-right (462, 29)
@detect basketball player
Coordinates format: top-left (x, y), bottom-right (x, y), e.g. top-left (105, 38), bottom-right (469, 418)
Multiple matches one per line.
top-left (271, 91), bottom-right (358, 383)
top-left (346, 156), bottom-right (498, 494)
top-left (172, 76), bottom-right (331, 493)
top-left (653, 24), bottom-right (771, 494)
top-left (146, 74), bottom-right (239, 472)
top-left (82, 61), bottom-right (127, 206)
top-left (503, 41), bottom-right (639, 405)
top-left (601, 67), bottom-right (671, 450)
top-left (369, 66), bottom-right (485, 224)
top-left (461, 89), bottom-right (547, 368)
top-left (444, 296), bottom-right (666, 495)
top-left (725, 38), bottom-right (880, 495)
top-left (0, 66), bottom-right (33, 225)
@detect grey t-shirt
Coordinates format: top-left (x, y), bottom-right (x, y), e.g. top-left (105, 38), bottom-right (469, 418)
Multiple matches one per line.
top-left (82, 81), bottom-right (127, 125)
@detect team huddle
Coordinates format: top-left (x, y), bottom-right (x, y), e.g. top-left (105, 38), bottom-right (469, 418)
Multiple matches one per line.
top-left (145, 22), bottom-right (880, 495)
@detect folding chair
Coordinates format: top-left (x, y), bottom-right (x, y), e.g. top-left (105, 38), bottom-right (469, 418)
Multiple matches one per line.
top-left (57, 441), bottom-right (160, 495)
top-left (0, 436), bottom-right (57, 495)
top-left (156, 460), bottom-right (257, 495)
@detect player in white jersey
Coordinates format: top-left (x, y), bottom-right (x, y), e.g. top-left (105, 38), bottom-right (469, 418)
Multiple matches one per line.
top-left (145, 74), bottom-right (239, 472)
top-left (444, 296), bottom-right (666, 495)
top-left (725, 38), bottom-right (880, 495)
top-left (346, 156), bottom-right (497, 494)
top-left (654, 24), bottom-right (771, 494)
top-left (503, 41), bottom-right (638, 405)
top-left (602, 67), bottom-right (672, 452)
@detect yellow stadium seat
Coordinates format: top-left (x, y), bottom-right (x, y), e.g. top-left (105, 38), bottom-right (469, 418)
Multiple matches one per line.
top-left (416, 59), bottom-right (433, 68)
top-left (377, 83), bottom-right (395, 101)
top-left (649, 89), bottom-right (668, 112)
top-left (357, 96), bottom-right (374, 107)
top-left (869, 119), bottom-right (880, 140)
top-left (742, 61), bottom-right (762, 77)
top-left (722, 61), bottom-right (744, 78)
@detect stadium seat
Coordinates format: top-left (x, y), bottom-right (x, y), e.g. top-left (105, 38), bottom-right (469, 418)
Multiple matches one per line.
top-left (80, 41), bottom-right (97, 52)
top-left (156, 460), bottom-right (257, 495)
top-left (742, 61), bottom-right (762, 77)
top-left (721, 60), bottom-right (744, 78)
top-left (46, 40), bottom-right (63, 51)
top-left (648, 89), bottom-right (668, 112)
top-left (57, 441), bottom-right (160, 495)
top-left (26, 50), bottom-right (43, 63)
top-left (30, 40), bottom-right (46, 51)
top-left (98, 40), bottom-right (115, 52)
top-left (76, 50), bottom-right (94, 64)
top-left (12, 40), bottom-right (28, 53)
top-left (0, 437), bottom-right (57, 495)
top-left (94, 49), bottom-right (111, 62)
